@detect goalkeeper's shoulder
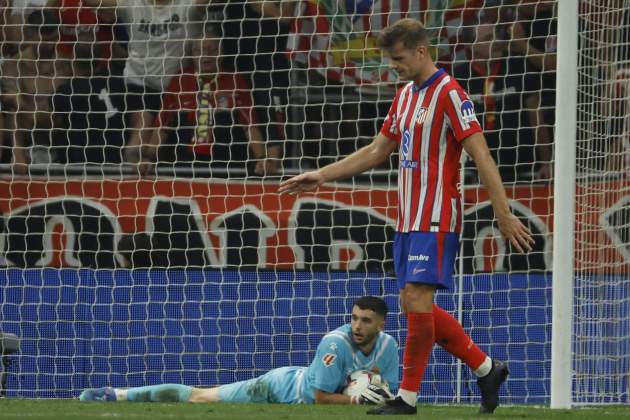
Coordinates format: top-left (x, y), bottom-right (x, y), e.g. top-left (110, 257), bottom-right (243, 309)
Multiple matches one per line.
top-left (378, 331), bottom-right (400, 350)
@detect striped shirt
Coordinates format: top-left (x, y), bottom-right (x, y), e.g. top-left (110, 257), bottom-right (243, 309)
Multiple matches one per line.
top-left (380, 68), bottom-right (482, 233)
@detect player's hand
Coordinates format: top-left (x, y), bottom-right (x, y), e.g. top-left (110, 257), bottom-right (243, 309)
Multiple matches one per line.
top-left (497, 213), bottom-right (534, 254)
top-left (357, 384), bottom-right (392, 405)
top-left (278, 171), bottom-right (325, 195)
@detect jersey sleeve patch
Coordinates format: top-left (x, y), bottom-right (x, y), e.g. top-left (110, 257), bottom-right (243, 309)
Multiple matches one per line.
top-left (460, 99), bottom-right (478, 124)
top-left (321, 353), bottom-right (337, 367)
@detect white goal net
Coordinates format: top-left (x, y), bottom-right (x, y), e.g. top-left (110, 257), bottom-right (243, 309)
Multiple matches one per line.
top-left (0, 0), bottom-right (626, 408)
top-left (572, 0), bottom-right (630, 405)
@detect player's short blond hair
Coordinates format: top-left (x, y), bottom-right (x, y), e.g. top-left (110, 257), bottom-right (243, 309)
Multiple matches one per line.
top-left (377, 18), bottom-right (430, 51)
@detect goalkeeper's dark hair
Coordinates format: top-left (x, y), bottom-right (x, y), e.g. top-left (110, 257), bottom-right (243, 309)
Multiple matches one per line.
top-left (353, 296), bottom-right (388, 318)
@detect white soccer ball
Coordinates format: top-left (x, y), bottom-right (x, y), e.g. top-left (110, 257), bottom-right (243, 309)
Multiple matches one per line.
top-left (342, 370), bottom-right (389, 397)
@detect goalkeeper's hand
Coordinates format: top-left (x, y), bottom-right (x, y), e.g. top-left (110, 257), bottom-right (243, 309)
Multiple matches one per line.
top-left (355, 384), bottom-right (392, 405)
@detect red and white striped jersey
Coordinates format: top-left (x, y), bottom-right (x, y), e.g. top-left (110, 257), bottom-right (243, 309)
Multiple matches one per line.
top-left (380, 69), bottom-right (482, 233)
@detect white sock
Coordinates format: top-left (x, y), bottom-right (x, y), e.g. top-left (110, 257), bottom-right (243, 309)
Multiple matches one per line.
top-left (114, 388), bottom-right (128, 401)
top-left (474, 356), bottom-right (493, 377)
top-left (397, 388), bottom-right (418, 407)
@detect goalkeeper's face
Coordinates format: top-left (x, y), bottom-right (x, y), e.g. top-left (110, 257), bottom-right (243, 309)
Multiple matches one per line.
top-left (350, 306), bottom-right (385, 349)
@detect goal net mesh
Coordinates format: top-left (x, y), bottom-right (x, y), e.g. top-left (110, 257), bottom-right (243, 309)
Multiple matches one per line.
top-left (573, 0), bottom-right (630, 405)
top-left (0, 0), bottom-right (626, 407)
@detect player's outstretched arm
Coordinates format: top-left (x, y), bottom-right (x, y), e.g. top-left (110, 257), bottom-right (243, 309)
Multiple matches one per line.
top-left (462, 132), bottom-right (534, 253)
top-left (279, 133), bottom-right (397, 195)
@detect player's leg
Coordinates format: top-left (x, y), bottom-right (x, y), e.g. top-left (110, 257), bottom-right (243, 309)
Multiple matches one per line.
top-left (80, 384), bottom-right (195, 403)
top-left (189, 387), bottom-right (220, 403)
top-left (80, 368), bottom-right (303, 405)
top-left (368, 232), bottom-right (440, 415)
top-left (398, 283), bottom-right (436, 405)
top-left (368, 283), bottom-right (434, 416)
top-left (433, 304), bottom-right (509, 414)
top-left (215, 367), bottom-right (303, 404)
top-left (433, 304), bottom-right (489, 374)
top-left (428, 229), bottom-right (509, 413)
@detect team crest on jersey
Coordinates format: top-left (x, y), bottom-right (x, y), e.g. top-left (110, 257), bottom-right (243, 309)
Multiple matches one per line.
top-left (322, 353), bottom-right (337, 367)
top-left (460, 100), bottom-right (478, 124)
top-left (415, 107), bottom-right (428, 126)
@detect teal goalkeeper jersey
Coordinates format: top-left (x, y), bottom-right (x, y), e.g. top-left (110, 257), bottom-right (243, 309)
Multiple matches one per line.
top-left (299, 324), bottom-right (400, 403)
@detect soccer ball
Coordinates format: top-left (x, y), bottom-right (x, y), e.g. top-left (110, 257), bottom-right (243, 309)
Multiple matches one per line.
top-left (342, 370), bottom-right (389, 397)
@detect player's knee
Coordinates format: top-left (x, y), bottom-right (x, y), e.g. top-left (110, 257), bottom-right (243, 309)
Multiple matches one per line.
top-left (399, 292), bottom-right (409, 314)
top-left (403, 284), bottom-right (435, 312)
top-left (188, 387), bottom-right (219, 403)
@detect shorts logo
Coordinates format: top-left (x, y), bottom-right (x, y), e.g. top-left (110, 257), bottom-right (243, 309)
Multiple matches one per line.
top-left (412, 267), bottom-right (427, 275)
top-left (322, 353), bottom-right (337, 367)
top-left (408, 254), bottom-right (430, 262)
top-left (460, 99), bottom-right (478, 124)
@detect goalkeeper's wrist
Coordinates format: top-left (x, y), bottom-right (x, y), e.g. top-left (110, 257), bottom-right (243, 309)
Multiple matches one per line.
top-left (350, 395), bottom-right (360, 405)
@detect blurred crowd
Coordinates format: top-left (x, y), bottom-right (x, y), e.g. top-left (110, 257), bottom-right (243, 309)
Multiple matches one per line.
top-left (0, 0), bottom-right (576, 181)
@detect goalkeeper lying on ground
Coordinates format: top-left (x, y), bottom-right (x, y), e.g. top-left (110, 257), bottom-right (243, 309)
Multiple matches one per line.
top-left (80, 296), bottom-right (399, 406)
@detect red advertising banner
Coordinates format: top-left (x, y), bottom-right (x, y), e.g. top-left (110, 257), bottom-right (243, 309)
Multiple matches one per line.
top-left (0, 178), bottom-right (628, 273)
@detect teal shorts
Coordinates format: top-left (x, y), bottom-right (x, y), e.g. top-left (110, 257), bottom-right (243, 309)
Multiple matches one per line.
top-left (218, 366), bottom-right (306, 404)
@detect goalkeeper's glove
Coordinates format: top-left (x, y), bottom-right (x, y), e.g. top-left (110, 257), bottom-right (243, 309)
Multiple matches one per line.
top-left (353, 384), bottom-right (393, 405)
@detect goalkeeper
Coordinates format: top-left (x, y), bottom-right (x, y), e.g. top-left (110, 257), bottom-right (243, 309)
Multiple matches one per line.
top-left (80, 296), bottom-right (398, 405)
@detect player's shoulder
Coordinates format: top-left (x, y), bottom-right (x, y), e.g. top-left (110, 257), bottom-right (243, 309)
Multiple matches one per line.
top-left (437, 73), bottom-right (473, 107)
top-left (377, 331), bottom-right (399, 351)
top-left (320, 325), bottom-right (354, 349)
top-left (440, 72), bottom-right (467, 94)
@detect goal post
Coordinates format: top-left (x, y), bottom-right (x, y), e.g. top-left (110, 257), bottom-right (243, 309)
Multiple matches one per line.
top-left (552, 0), bottom-right (630, 407)
top-left (550, 0), bottom-right (577, 410)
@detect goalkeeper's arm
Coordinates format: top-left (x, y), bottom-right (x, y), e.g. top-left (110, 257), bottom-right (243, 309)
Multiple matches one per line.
top-left (314, 385), bottom-right (391, 405)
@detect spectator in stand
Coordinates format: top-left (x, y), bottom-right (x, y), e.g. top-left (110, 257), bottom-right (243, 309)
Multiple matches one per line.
top-left (453, 20), bottom-right (539, 182)
top-left (207, 0), bottom-right (292, 174)
top-left (143, 24), bottom-right (277, 176)
top-left (0, 8), bottom-right (71, 173)
top-left (84, 0), bottom-right (211, 170)
top-left (507, 0), bottom-right (556, 180)
top-left (55, 0), bottom-right (126, 74)
top-left (50, 6), bottom-right (144, 164)
top-left (3, 0), bottom-right (55, 52)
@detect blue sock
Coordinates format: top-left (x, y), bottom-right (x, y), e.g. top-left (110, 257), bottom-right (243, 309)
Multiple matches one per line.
top-left (126, 384), bottom-right (193, 403)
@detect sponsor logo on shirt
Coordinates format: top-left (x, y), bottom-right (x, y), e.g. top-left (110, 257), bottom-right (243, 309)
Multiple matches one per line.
top-left (400, 129), bottom-right (417, 169)
top-left (401, 129), bottom-right (411, 158)
top-left (322, 353), bottom-right (337, 367)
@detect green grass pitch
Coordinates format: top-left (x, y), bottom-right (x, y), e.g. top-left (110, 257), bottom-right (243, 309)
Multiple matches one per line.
top-left (1, 400), bottom-right (630, 420)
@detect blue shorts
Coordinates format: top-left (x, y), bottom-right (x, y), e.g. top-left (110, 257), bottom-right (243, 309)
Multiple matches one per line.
top-left (217, 366), bottom-right (306, 404)
top-left (393, 231), bottom-right (459, 290)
